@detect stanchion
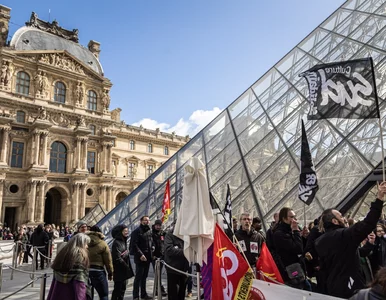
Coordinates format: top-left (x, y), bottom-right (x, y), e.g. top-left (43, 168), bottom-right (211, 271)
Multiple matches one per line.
top-left (152, 261), bottom-right (157, 300)
top-left (48, 240), bottom-right (52, 267)
top-left (32, 246), bottom-right (37, 288)
top-left (0, 262), bottom-right (3, 293)
top-left (10, 244), bottom-right (16, 280)
top-left (39, 273), bottom-right (47, 300)
top-left (157, 260), bottom-right (162, 300)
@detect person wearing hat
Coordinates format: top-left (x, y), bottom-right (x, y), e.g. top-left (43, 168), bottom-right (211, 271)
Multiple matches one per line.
top-left (111, 224), bottom-right (134, 300)
top-left (152, 219), bottom-right (167, 297)
top-left (87, 225), bottom-right (113, 300)
top-left (73, 221), bottom-right (88, 237)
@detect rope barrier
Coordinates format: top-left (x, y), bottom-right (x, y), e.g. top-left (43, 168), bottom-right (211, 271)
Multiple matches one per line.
top-left (0, 275), bottom-right (42, 300)
top-left (0, 244), bottom-right (14, 253)
top-left (2, 264), bottom-right (52, 276)
top-left (160, 260), bottom-right (196, 278)
top-left (35, 247), bottom-right (51, 260)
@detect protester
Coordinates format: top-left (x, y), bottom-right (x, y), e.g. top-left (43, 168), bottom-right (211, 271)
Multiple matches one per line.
top-left (131, 216), bottom-right (153, 300)
top-left (266, 212), bottom-right (279, 253)
top-left (369, 223), bottom-right (386, 276)
top-left (47, 233), bottom-right (91, 300)
top-left (272, 207), bottom-right (305, 289)
top-left (349, 267), bottom-right (386, 299)
top-left (164, 223), bottom-right (189, 300)
top-left (252, 216), bottom-right (266, 240)
top-left (14, 228), bottom-right (27, 266)
top-left (87, 225), bottom-right (113, 300)
top-left (359, 232), bottom-right (376, 285)
top-left (30, 224), bottom-right (49, 270)
top-left (151, 219), bottom-right (167, 297)
top-left (235, 213), bottom-right (263, 269)
top-left (232, 216), bottom-right (238, 232)
top-left (111, 224), bottom-right (134, 300)
top-left (315, 182), bottom-right (386, 298)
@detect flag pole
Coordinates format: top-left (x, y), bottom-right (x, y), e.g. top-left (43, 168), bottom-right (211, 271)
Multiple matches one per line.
top-left (378, 117), bottom-right (386, 183)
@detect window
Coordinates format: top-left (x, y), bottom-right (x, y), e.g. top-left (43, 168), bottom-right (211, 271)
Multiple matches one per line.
top-left (54, 81), bottom-right (66, 103)
top-left (11, 142), bottom-right (24, 168)
top-left (87, 151), bottom-right (96, 174)
top-left (147, 164), bottom-right (154, 177)
top-left (49, 141), bottom-right (67, 173)
top-left (16, 72), bottom-right (30, 95)
top-left (89, 125), bottom-right (96, 135)
top-left (16, 111), bottom-right (25, 123)
top-left (147, 143), bottom-right (153, 153)
top-left (128, 162), bottom-right (135, 178)
top-left (129, 140), bottom-right (135, 150)
top-left (164, 146), bottom-right (169, 155)
top-left (87, 90), bottom-right (97, 111)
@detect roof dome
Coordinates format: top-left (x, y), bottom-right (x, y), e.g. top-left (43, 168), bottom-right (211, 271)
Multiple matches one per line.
top-left (10, 26), bottom-right (103, 75)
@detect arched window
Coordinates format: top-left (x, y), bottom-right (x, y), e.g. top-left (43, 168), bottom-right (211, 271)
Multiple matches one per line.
top-left (164, 146), bottom-right (169, 155)
top-left (89, 125), bottom-right (96, 135)
top-left (54, 81), bottom-right (66, 103)
top-left (148, 143), bottom-right (153, 153)
top-left (129, 140), bottom-right (135, 150)
top-left (16, 111), bottom-right (25, 123)
top-left (87, 90), bottom-right (97, 111)
top-left (16, 71), bottom-right (30, 95)
top-left (49, 142), bottom-right (67, 173)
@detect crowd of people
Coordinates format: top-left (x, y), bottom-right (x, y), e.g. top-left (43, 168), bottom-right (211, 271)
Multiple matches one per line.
top-left (5, 183), bottom-right (386, 299)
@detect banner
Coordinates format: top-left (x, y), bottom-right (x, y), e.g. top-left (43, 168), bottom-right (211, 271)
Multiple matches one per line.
top-left (212, 224), bottom-right (253, 300)
top-left (249, 279), bottom-right (345, 300)
top-left (161, 179), bottom-right (171, 223)
top-left (256, 243), bottom-right (283, 284)
top-left (298, 120), bottom-right (319, 205)
top-left (299, 57), bottom-right (379, 120)
top-left (223, 184), bottom-right (232, 232)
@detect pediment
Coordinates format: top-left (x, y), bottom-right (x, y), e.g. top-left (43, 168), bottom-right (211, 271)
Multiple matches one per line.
top-left (125, 155), bottom-right (140, 162)
top-left (11, 50), bottom-right (104, 81)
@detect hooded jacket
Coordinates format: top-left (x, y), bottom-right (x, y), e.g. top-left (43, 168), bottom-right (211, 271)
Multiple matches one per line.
top-left (111, 225), bottom-right (134, 281)
top-left (315, 199), bottom-right (383, 299)
top-left (152, 224), bottom-right (165, 259)
top-left (87, 231), bottom-right (113, 276)
top-left (164, 232), bottom-right (189, 275)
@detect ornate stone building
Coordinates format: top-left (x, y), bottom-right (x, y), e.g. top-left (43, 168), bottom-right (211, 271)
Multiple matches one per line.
top-left (0, 6), bottom-right (187, 229)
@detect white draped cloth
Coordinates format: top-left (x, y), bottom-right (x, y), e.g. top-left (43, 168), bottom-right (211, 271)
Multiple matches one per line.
top-left (174, 157), bottom-right (215, 264)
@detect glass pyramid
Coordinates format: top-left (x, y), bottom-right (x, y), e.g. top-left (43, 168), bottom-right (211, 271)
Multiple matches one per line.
top-left (97, 0), bottom-right (386, 243)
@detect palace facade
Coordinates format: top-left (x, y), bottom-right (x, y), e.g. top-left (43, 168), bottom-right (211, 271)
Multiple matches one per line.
top-left (0, 6), bottom-right (187, 229)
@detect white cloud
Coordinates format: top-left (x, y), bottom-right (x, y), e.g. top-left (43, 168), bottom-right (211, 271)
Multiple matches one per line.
top-left (132, 107), bottom-right (222, 137)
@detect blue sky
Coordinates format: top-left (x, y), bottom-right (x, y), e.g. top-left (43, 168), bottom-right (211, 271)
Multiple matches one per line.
top-left (4, 0), bottom-right (345, 136)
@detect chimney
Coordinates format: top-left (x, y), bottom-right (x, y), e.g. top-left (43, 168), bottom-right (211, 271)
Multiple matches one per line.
top-left (0, 5), bottom-right (11, 47)
top-left (88, 40), bottom-right (101, 59)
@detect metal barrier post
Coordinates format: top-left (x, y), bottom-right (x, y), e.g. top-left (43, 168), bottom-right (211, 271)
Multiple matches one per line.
top-left (32, 246), bottom-right (37, 288)
top-left (152, 260), bottom-right (158, 300)
top-left (0, 262), bottom-right (3, 293)
top-left (10, 244), bottom-right (16, 280)
top-left (48, 240), bottom-right (52, 267)
top-left (39, 273), bottom-right (47, 300)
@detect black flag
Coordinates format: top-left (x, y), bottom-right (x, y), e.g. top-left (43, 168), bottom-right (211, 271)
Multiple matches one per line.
top-left (223, 184), bottom-right (232, 232)
top-left (300, 57), bottom-right (379, 120)
top-left (298, 120), bottom-right (319, 205)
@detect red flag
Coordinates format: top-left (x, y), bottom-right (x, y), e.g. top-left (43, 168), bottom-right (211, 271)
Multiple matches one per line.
top-left (256, 243), bottom-right (284, 284)
top-left (212, 223), bottom-right (253, 300)
top-left (161, 179), bottom-right (171, 224)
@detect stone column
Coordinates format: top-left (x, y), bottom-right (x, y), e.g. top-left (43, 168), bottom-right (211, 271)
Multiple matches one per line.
top-left (106, 186), bottom-right (112, 211)
top-left (79, 184), bottom-right (86, 219)
top-left (35, 181), bottom-right (46, 223)
top-left (76, 138), bottom-right (81, 170)
top-left (0, 179), bottom-right (4, 225)
top-left (0, 127), bottom-right (10, 163)
top-left (33, 131), bottom-right (40, 165)
top-left (72, 183), bottom-right (80, 222)
top-left (27, 181), bottom-right (37, 223)
top-left (107, 144), bottom-right (112, 173)
top-left (99, 185), bottom-right (106, 210)
top-left (40, 132), bottom-right (49, 166)
top-left (102, 143), bottom-right (107, 172)
top-left (82, 139), bottom-right (88, 170)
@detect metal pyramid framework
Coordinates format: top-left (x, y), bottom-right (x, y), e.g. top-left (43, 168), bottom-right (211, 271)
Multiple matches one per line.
top-left (97, 0), bottom-right (386, 242)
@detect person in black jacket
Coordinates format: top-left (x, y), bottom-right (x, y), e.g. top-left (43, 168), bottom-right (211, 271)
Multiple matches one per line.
top-left (164, 227), bottom-right (189, 300)
top-left (111, 224), bottom-right (134, 300)
top-left (30, 224), bottom-right (49, 270)
top-left (131, 216), bottom-right (153, 300)
top-left (266, 212), bottom-right (279, 253)
top-left (272, 207), bottom-right (304, 287)
top-left (315, 182), bottom-right (386, 299)
top-left (235, 213), bottom-right (263, 269)
top-left (349, 267), bottom-right (386, 300)
top-left (152, 220), bottom-right (167, 297)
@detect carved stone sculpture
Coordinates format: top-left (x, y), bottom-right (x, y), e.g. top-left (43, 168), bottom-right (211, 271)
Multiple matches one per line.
top-left (77, 115), bottom-right (86, 127)
top-left (75, 82), bottom-right (84, 106)
top-left (39, 54), bottom-right (85, 74)
top-left (37, 106), bottom-right (47, 120)
top-left (0, 61), bottom-right (13, 88)
top-left (101, 89), bottom-right (111, 110)
top-left (34, 71), bottom-right (48, 97)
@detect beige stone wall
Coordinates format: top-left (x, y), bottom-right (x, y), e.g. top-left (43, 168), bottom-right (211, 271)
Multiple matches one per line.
top-left (0, 49), bottom-right (187, 229)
